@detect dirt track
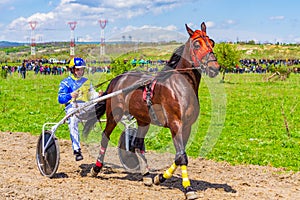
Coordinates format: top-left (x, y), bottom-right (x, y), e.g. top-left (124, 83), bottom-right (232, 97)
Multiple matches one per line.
top-left (0, 131), bottom-right (299, 200)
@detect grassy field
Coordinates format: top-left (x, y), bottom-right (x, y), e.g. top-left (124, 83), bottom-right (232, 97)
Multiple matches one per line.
top-left (207, 74), bottom-right (300, 171)
top-left (0, 71), bottom-right (299, 171)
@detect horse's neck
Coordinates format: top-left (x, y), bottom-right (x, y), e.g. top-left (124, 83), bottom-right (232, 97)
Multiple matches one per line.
top-left (176, 45), bottom-right (202, 94)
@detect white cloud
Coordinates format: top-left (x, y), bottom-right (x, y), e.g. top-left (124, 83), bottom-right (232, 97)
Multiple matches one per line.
top-left (28, 12), bottom-right (56, 24)
top-left (8, 12), bottom-right (58, 32)
top-left (226, 19), bottom-right (236, 25)
top-left (77, 34), bottom-right (93, 42)
top-left (122, 24), bottom-right (177, 32)
top-left (294, 37), bottom-right (300, 43)
top-left (102, 0), bottom-right (142, 8)
top-left (0, 0), bottom-right (12, 5)
top-left (3, 0), bottom-right (296, 44)
top-left (205, 21), bottom-right (215, 28)
top-left (109, 24), bottom-right (187, 42)
top-left (8, 17), bottom-right (27, 30)
top-left (269, 16), bottom-right (285, 20)
top-left (100, 0), bottom-right (182, 10)
top-left (4, 0), bottom-right (187, 42)
top-left (165, 25), bottom-right (177, 31)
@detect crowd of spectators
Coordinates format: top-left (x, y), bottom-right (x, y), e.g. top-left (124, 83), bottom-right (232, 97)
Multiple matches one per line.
top-left (2, 58), bottom-right (300, 79)
top-left (1, 61), bottom-right (67, 78)
top-left (231, 58), bottom-right (300, 74)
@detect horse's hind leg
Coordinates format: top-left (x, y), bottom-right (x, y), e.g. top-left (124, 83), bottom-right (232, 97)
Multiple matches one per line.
top-left (90, 129), bottom-right (111, 177)
top-left (134, 124), bottom-right (149, 173)
top-left (91, 108), bottom-right (123, 177)
top-left (133, 124), bottom-right (153, 186)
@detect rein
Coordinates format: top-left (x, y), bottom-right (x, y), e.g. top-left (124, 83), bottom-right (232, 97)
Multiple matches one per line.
top-left (93, 33), bottom-right (217, 89)
top-left (94, 64), bottom-right (209, 87)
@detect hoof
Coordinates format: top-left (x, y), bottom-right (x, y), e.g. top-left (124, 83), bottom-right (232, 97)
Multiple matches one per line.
top-left (153, 174), bottom-right (166, 185)
top-left (185, 187), bottom-right (198, 200)
top-left (90, 166), bottom-right (101, 177)
top-left (153, 175), bottom-right (160, 185)
top-left (135, 148), bottom-right (149, 175)
top-left (143, 177), bottom-right (153, 186)
top-left (143, 176), bottom-right (153, 186)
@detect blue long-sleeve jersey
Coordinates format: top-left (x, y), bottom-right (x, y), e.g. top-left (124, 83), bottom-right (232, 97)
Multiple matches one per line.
top-left (58, 75), bottom-right (91, 105)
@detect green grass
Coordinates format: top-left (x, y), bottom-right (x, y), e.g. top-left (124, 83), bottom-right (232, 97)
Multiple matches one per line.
top-left (0, 71), bottom-right (111, 136)
top-left (0, 72), bottom-right (299, 171)
top-left (206, 74), bottom-right (300, 170)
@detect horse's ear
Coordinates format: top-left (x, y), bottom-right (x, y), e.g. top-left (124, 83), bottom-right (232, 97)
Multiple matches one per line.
top-left (201, 22), bottom-right (206, 33)
top-left (185, 24), bottom-right (194, 37)
top-left (210, 39), bottom-right (215, 47)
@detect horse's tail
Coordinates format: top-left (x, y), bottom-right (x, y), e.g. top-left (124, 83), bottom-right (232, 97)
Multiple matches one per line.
top-left (94, 91), bottom-right (107, 119)
top-left (82, 93), bottom-right (107, 138)
top-left (94, 75), bottom-right (122, 119)
top-left (82, 74), bottom-right (124, 137)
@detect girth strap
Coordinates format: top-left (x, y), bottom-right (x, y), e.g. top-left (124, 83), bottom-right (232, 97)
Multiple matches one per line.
top-left (143, 79), bottom-right (157, 101)
top-left (143, 79), bottom-right (162, 126)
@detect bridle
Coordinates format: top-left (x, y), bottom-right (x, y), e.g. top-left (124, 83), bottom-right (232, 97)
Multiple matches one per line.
top-left (189, 31), bottom-right (217, 72)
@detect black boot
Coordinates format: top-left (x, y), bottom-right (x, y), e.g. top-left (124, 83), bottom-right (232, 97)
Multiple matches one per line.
top-left (74, 149), bottom-right (83, 161)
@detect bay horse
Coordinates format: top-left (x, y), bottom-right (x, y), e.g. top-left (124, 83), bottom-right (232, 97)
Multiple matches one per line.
top-left (89, 22), bottom-right (220, 199)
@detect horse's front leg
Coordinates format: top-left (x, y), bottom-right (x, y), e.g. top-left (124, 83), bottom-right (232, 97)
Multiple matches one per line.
top-left (154, 126), bottom-right (198, 200)
top-left (154, 151), bottom-right (197, 199)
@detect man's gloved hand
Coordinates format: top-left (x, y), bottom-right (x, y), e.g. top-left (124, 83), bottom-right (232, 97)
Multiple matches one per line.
top-left (71, 91), bottom-right (79, 99)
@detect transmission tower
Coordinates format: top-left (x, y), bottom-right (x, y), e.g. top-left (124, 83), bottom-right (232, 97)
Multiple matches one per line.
top-left (68, 21), bottom-right (77, 58)
top-left (98, 19), bottom-right (108, 60)
top-left (29, 21), bottom-right (37, 56)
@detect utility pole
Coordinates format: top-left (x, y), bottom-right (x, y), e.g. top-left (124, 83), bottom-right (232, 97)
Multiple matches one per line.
top-left (68, 21), bottom-right (77, 58)
top-left (29, 21), bottom-right (38, 57)
top-left (98, 19), bottom-right (108, 61)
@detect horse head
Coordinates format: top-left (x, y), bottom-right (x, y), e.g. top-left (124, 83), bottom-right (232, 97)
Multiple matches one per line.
top-left (185, 22), bottom-right (220, 78)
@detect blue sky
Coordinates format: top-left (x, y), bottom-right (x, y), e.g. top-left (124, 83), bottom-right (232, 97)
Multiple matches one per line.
top-left (0, 0), bottom-right (299, 43)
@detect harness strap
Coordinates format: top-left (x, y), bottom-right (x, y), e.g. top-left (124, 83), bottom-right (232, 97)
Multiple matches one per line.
top-left (143, 79), bottom-right (162, 126)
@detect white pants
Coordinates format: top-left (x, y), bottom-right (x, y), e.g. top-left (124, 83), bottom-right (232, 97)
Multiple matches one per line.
top-left (66, 102), bottom-right (96, 151)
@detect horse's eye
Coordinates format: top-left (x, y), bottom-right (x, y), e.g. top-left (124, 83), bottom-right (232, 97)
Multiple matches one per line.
top-left (193, 42), bottom-right (201, 49)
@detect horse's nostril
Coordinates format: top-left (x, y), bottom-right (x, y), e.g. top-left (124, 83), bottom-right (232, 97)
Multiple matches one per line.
top-left (208, 68), bottom-right (219, 77)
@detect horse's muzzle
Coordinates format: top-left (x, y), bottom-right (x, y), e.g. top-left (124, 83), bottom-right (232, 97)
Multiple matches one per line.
top-left (207, 67), bottom-right (219, 78)
top-left (206, 61), bottom-right (220, 78)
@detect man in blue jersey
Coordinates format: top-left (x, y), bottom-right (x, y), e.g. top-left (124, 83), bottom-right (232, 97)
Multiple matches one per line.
top-left (58, 57), bottom-right (99, 161)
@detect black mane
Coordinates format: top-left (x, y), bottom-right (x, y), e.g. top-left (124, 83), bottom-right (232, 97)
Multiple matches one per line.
top-left (162, 44), bottom-right (184, 70)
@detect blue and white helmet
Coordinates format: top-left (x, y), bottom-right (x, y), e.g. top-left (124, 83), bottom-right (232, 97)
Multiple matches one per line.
top-left (69, 57), bottom-right (86, 69)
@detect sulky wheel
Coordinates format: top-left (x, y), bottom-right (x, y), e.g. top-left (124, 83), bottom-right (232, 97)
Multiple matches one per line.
top-left (36, 130), bottom-right (60, 178)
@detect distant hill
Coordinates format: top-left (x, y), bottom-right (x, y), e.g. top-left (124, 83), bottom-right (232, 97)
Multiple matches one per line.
top-left (0, 41), bottom-right (24, 47)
